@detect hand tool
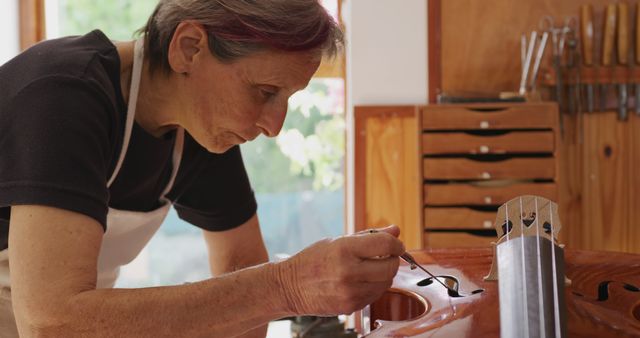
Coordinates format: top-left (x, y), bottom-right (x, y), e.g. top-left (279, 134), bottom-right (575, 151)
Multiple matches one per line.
top-left (519, 31), bottom-right (537, 96)
top-left (601, 4), bottom-right (617, 112)
top-left (635, 3), bottom-right (640, 115)
top-left (617, 2), bottom-right (630, 121)
top-left (529, 31), bottom-right (549, 93)
top-left (567, 35), bottom-right (579, 116)
top-left (540, 16), bottom-right (575, 136)
top-left (581, 4), bottom-right (596, 113)
top-left (541, 16), bottom-right (565, 114)
top-left (567, 36), bottom-right (584, 144)
top-left (367, 229), bottom-right (459, 295)
top-left (399, 252), bottom-right (462, 295)
top-left (521, 34), bottom-right (527, 75)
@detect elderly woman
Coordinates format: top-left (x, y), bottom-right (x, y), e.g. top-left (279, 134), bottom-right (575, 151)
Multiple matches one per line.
top-left (0, 0), bottom-right (404, 337)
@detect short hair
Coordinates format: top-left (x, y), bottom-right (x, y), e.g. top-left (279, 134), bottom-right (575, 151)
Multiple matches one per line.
top-left (140, 0), bottom-right (344, 75)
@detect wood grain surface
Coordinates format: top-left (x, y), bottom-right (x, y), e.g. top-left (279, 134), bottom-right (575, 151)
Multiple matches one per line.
top-left (439, 0), bottom-right (627, 95)
top-left (354, 106), bottom-right (422, 250)
top-left (19, 0), bottom-right (46, 50)
top-left (581, 111), bottom-right (631, 252)
top-left (422, 131), bottom-right (555, 155)
top-left (424, 182), bottom-right (557, 206)
top-left (423, 157), bottom-right (556, 180)
top-left (421, 103), bottom-right (557, 130)
top-left (630, 113), bottom-right (640, 253)
top-left (424, 207), bottom-right (496, 230)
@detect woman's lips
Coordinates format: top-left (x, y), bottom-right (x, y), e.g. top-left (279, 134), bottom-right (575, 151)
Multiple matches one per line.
top-left (235, 132), bottom-right (260, 143)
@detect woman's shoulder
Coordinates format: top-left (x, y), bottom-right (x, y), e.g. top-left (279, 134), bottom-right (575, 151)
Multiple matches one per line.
top-left (0, 30), bottom-right (123, 106)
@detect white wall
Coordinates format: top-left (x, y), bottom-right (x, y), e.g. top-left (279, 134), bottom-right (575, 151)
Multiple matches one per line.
top-left (0, 0), bottom-right (20, 65)
top-left (344, 0), bottom-right (428, 233)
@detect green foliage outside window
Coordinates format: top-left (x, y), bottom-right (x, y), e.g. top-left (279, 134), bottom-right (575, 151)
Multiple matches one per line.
top-left (242, 80), bottom-right (344, 193)
top-left (57, 0), bottom-right (157, 40)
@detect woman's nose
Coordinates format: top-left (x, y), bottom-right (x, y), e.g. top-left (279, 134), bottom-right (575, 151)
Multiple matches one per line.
top-left (257, 103), bottom-right (288, 137)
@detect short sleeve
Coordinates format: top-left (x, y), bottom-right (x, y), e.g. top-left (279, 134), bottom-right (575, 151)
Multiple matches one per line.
top-left (172, 145), bottom-right (257, 231)
top-left (0, 76), bottom-right (115, 229)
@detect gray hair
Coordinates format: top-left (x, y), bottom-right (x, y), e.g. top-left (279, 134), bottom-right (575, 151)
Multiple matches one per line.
top-left (140, 0), bottom-right (344, 75)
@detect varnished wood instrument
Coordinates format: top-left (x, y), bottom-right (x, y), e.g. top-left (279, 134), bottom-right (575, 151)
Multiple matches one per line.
top-left (360, 196), bottom-right (640, 337)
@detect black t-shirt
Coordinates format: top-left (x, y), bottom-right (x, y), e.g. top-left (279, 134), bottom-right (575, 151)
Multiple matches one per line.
top-left (0, 30), bottom-right (257, 250)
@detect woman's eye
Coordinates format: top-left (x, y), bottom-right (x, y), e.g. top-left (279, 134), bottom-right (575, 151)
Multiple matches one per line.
top-left (258, 86), bottom-right (279, 100)
top-left (261, 90), bottom-right (276, 98)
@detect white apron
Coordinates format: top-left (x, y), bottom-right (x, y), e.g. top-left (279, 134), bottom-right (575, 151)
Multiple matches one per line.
top-left (0, 37), bottom-right (183, 294)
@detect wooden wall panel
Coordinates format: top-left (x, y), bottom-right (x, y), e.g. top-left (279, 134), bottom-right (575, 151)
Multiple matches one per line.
top-left (630, 113), bottom-right (640, 253)
top-left (440, 0), bottom-right (624, 95)
top-left (557, 115), bottom-right (584, 249)
top-left (435, 0), bottom-right (640, 254)
top-left (581, 112), bottom-right (631, 252)
top-left (354, 107), bottom-right (422, 250)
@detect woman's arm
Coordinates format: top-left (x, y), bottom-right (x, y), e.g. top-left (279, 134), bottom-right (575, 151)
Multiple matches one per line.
top-left (10, 205), bottom-right (287, 338)
top-left (203, 214), bottom-right (269, 338)
top-left (9, 205), bottom-right (403, 337)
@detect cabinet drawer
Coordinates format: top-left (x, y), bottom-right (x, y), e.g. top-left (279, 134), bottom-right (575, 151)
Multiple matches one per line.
top-left (422, 131), bottom-right (555, 155)
top-left (424, 231), bottom-right (495, 248)
top-left (423, 158), bottom-right (556, 180)
top-left (424, 207), bottom-right (496, 230)
top-left (421, 103), bottom-right (558, 130)
top-left (424, 182), bottom-right (557, 206)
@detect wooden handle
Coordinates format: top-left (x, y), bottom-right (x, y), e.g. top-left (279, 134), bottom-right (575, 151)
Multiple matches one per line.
top-left (618, 2), bottom-right (629, 65)
top-left (603, 4), bottom-right (617, 66)
top-left (636, 3), bottom-right (640, 64)
top-left (581, 5), bottom-right (594, 66)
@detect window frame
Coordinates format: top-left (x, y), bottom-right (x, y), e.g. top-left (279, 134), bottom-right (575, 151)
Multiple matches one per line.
top-left (19, 0), bottom-right (46, 50)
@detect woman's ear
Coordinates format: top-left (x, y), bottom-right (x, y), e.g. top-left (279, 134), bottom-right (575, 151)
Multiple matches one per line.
top-left (167, 21), bottom-right (209, 75)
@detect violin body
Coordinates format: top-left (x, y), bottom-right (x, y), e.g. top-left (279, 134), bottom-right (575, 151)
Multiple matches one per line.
top-left (364, 247), bottom-right (640, 337)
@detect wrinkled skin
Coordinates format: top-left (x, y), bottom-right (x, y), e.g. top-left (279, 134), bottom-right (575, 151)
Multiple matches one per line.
top-left (279, 225), bottom-right (404, 315)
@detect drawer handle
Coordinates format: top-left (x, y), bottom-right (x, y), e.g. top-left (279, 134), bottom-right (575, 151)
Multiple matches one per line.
top-left (466, 107), bottom-right (508, 112)
top-left (479, 145), bottom-right (490, 153)
top-left (481, 172), bottom-right (491, 179)
top-left (483, 220), bottom-right (493, 229)
top-left (484, 196), bottom-right (493, 204)
top-left (480, 121), bottom-right (490, 129)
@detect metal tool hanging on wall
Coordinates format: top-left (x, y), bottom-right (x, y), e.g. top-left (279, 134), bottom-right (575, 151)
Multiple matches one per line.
top-left (577, 3), bottom-right (638, 119)
top-left (581, 5), bottom-right (596, 113)
top-left (601, 4), bottom-right (617, 113)
top-left (616, 2), bottom-right (630, 121)
top-left (537, 16), bottom-right (577, 137)
top-left (519, 29), bottom-right (549, 98)
top-left (635, 3), bottom-right (640, 116)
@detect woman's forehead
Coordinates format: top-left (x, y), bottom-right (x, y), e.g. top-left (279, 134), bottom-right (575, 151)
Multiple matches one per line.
top-left (237, 50), bottom-right (321, 88)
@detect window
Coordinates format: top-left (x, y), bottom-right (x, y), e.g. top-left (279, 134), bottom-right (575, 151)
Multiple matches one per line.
top-left (0, 0), bottom-right (20, 64)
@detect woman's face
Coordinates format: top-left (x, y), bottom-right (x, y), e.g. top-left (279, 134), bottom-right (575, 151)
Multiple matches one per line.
top-left (181, 49), bottom-right (321, 154)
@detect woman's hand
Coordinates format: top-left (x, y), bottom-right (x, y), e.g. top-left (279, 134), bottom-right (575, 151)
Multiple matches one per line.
top-left (277, 225), bottom-right (404, 315)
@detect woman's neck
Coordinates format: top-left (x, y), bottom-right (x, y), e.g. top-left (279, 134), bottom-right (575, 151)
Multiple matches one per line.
top-left (115, 40), bottom-right (181, 138)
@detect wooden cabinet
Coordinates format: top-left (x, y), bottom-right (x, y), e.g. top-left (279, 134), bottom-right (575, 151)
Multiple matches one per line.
top-left (422, 131), bottom-right (555, 155)
top-left (354, 106), bottom-right (422, 250)
top-left (421, 103), bottom-right (560, 248)
top-left (355, 103), bottom-right (560, 250)
top-left (355, 104), bottom-right (639, 253)
top-left (419, 0), bottom-right (640, 253)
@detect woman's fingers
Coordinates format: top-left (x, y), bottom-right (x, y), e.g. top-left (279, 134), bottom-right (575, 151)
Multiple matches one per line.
top-left (351, 256), bottom-right (400, 283)
top-left (348, 231), bottom-right (405, 259)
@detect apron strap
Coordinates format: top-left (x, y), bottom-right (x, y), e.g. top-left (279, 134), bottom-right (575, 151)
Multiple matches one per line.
top-left (106, 37), bottom-right (184, 199)
top-left (160, 128), bottom-right (184, 198)
top-left (107, 38), bottom-right (144, 188)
